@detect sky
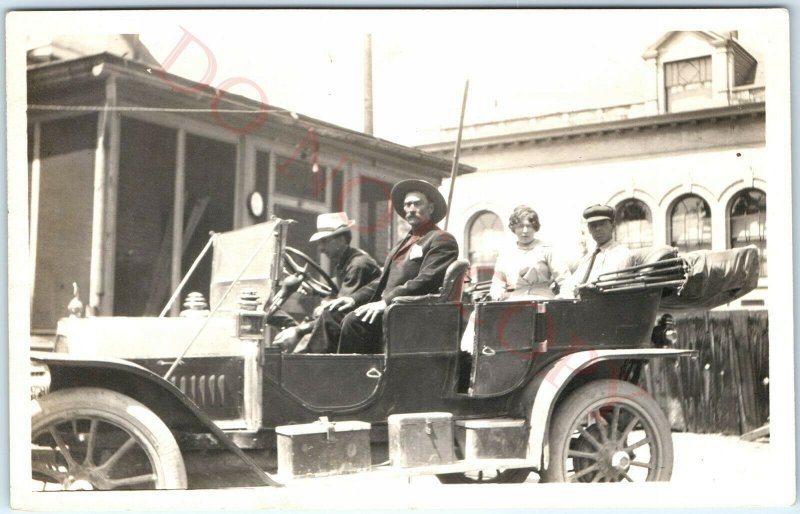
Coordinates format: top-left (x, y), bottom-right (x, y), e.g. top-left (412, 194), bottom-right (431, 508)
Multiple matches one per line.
top-left (132, 10), bottom-right (771, 146)
top-left (22, 9), bottom-right (771, 146)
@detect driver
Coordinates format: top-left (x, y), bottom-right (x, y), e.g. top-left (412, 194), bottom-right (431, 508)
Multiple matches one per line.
top-left (271, 212), bottom-right (381, 352)
top-left (306, 179), bottom-right (459, 354)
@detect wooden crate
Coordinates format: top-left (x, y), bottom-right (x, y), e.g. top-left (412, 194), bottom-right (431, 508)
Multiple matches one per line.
top-left (388, 412), bottom-right (456, 467)
top-left (455, 418), bottom-right (527, 459)
top-left (276, 419), bottom-right (371, 478)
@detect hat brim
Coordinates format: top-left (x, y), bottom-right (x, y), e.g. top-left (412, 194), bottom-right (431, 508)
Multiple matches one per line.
top-left (308, 220), bottom-right (355, 242)
top-left (391, 179), bottom-right (448, 225)
top-left (585, 216), bottom-right (612, 223)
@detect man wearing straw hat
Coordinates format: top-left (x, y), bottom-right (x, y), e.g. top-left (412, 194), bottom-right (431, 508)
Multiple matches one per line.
top-left (307, 179), bottom-right (459, 354)
top-left (272, 212), bottom-right (380, 352)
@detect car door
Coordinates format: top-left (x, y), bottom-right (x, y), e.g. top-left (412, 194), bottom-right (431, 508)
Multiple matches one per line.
top-left (469, 300), bottom-right (545, 397)
top-left (278, 353), bottom-right (386, 411)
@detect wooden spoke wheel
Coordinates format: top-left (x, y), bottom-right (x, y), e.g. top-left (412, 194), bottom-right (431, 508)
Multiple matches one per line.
top-left (32, 388), bottom-right (187, 491)
top-left (541, 379), bottom-right (673, 483)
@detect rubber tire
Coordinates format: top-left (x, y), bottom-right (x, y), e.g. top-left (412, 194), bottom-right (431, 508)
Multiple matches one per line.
top-left (32, 387), bottom-right (188, 490)
top-left (437, 468), bottom-right (531, 484)
top-left (541, 379), bottom-right (673, 483)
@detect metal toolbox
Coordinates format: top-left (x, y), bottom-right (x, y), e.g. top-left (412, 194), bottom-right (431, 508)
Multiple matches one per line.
top-left (275, 418), bottom-right (371, 478)
top-left (387, 412), bottom-right (456, 467)
top-left (455, 418), bottom-right (527, 459)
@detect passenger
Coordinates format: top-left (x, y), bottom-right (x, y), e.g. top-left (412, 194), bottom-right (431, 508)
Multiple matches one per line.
top-left (271, 212), bottom-right (381, 353)
top-left (460, 205), bottom-right (565, 352)
top-left (307, 179), bottom-right (459, 354)
top-left (489, 205), bottom-right (566, 300)
top-left (558, 204), bottom-right (632, 298)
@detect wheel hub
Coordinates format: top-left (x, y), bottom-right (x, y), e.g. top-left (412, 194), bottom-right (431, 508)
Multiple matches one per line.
top-left (66, 478), bottom-right (94, 491)
top-left (61, 465), bottom-right (113, 491)
top-left (610, 450), bottom-right (631, 471)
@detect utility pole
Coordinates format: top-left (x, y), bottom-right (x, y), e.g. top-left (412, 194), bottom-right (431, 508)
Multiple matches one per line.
top-left (363, 33), bottom-right (374, 135)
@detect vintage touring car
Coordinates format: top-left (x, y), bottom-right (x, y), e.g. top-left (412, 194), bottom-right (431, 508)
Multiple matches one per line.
top-left (30, 218), bottom-right (760, 490)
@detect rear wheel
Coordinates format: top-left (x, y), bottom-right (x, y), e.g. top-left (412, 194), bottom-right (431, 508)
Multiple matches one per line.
top-left (541, 379), bottom-right (673, 483)
top-left (437, 467), bottom-right (531, 484)
top-left (32, 388), bottom-right (187, 491)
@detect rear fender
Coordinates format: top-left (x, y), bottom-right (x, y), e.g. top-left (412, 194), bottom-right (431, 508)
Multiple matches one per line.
top-left (522, 348), bottom-right (695, 470)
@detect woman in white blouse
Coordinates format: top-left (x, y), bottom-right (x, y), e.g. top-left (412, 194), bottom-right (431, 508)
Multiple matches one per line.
top-left (489, 205), bottom-right (564, 300)
top-left (461, 206), bottom-right (564, 352)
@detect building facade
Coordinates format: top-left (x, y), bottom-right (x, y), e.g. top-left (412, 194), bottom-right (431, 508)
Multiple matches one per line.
top-left (419, 31), bottom-right (767, 308)
top-left (27, 43), bottom-right (471, 342)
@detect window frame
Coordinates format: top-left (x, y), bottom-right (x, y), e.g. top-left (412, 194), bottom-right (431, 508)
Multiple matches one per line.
top-left (466, 210), bottom-right (504, 283)
top-left (727, 187), bottom-right (767, 277)
top-left (667, 193), bottom-right (713, 253)
top-left (614, 198), bottom-right (653, 250)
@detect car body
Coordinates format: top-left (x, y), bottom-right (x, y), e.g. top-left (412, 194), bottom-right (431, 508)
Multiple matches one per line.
top-left (33, 218), bottom-right (744, 490)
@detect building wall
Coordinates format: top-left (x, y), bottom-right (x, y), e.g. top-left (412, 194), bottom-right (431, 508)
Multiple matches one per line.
top-left (29, 115), bottom-right (98, 332)
top-left (441, 116), bottom-right (767, 307)
top-left (27, 57), bottom-right (455, 326)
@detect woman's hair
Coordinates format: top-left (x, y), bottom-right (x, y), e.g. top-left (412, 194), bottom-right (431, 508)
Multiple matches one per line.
top-left (508, 205), bottom-right (541, 232)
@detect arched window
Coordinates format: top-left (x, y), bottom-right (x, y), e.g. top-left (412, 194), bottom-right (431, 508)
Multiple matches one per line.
top-left (729, 188), bottom-right (767, 277)
top-left (614, 199), bottom-right (653, 249)
top-left (669, 194), bottom-right (712, 252)
top-left (467, 211), bottom-right (504, 283)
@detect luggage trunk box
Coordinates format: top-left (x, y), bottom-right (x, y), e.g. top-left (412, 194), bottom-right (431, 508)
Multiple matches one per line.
top-left (275, 419), bottom-right (371, 478)
top-left (388, 412), bottom-right (456, 467)
top-left (455, 418), bottom-right (527, 459)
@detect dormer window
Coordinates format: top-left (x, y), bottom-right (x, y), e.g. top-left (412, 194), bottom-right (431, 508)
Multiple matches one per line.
top-left (664, 56), bottom-right (712, 112)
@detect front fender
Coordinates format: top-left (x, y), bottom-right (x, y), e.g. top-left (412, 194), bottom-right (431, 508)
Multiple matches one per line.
top-left (523, 348), bottom-right (695, 470)
top-left (30, 351), bottom-right (282, 487)
top-left (32, 350), bottom-right (216, 433)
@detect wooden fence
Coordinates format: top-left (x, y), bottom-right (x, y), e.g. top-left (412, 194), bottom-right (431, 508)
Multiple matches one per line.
top-left (643, 310), bottom-right (769, 435)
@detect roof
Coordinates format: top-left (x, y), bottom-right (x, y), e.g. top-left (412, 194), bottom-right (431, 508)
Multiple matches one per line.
top-left (27, 52), bottom-right (475, 178)
top-left (417, 101), bottom-right (765, 153)
top-left (642, 30), bottom-right (757, 67)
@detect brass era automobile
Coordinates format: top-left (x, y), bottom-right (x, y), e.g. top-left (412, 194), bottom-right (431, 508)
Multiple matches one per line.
top-left (30, 219), bottom-right (760, 490)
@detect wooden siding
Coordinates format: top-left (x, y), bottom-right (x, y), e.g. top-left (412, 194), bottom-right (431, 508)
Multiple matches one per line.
top-left (31, 115), bottom-right (97, 331)
top-left (645, 311), bottom-right (769, 434)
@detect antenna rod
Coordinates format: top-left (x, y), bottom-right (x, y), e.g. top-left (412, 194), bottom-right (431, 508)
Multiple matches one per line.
top-left (445, 79), bottom-right (469, 231)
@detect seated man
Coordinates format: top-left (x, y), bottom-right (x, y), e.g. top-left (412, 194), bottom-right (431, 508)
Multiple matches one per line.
top-left (308, 179), bottom-right (459, 354)
top-left (271, 212), bottom-right (381, 352)
top-left (558, 204), bottom-right (632, 298)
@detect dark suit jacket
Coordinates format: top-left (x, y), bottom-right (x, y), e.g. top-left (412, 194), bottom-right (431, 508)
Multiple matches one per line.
top-left (334, 246), bottom-right (381, 298)
top-left (350, 224), bottom-right (459, 306)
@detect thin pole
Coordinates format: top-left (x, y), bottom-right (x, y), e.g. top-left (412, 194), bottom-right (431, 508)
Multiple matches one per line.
top-left (363, 33), bottom-right (374, 135)
top-left (159, 232), bottom-right (216, 318)
top-left (445, 79), bottom-right (469, 231)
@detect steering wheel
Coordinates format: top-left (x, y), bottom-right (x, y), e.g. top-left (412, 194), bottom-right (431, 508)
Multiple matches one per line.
top-left (282, 247), bottom-right (339, 298)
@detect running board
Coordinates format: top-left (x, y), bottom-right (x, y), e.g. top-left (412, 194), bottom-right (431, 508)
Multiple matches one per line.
top-left (276, 458), bottom-right (538, 483)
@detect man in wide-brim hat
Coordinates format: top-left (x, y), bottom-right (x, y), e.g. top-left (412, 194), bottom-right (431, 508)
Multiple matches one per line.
top-left (308, 179), bottom-right (459, 354)
top-left (271, 212), bottom-right (381, 353)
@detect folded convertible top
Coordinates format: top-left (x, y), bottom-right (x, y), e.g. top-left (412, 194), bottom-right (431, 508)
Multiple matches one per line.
top-left (659, 245), bottom-right (761, 311)
top-left (592, 245), bottom-right (761, 311)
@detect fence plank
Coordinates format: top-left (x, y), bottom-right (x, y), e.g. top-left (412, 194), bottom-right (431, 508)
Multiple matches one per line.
top-left (645, 311), bottom-right (769, 435)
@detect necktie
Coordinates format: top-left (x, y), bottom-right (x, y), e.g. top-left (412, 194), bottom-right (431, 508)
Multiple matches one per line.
top-left (580, 246), bottom-right (602, 285)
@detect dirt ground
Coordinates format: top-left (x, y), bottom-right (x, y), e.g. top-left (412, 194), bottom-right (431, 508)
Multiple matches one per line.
top-left (243, 432), bottom-right (778, 510)
top-left (398, 431), bottom-right (772, 485)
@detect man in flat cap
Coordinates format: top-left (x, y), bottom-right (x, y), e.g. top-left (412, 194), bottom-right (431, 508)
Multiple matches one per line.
top-left (559, 204), bottom-right (632, 298)
top-left (271, 212), bottom-right (381, 352)
top-left (309, 179), bottom-right (459, 354)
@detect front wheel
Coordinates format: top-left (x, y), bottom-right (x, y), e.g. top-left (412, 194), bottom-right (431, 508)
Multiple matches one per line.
top-left (541, 379), bottom-right (673, 483)
top-left (32, 388), bottom-right (187, 491)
